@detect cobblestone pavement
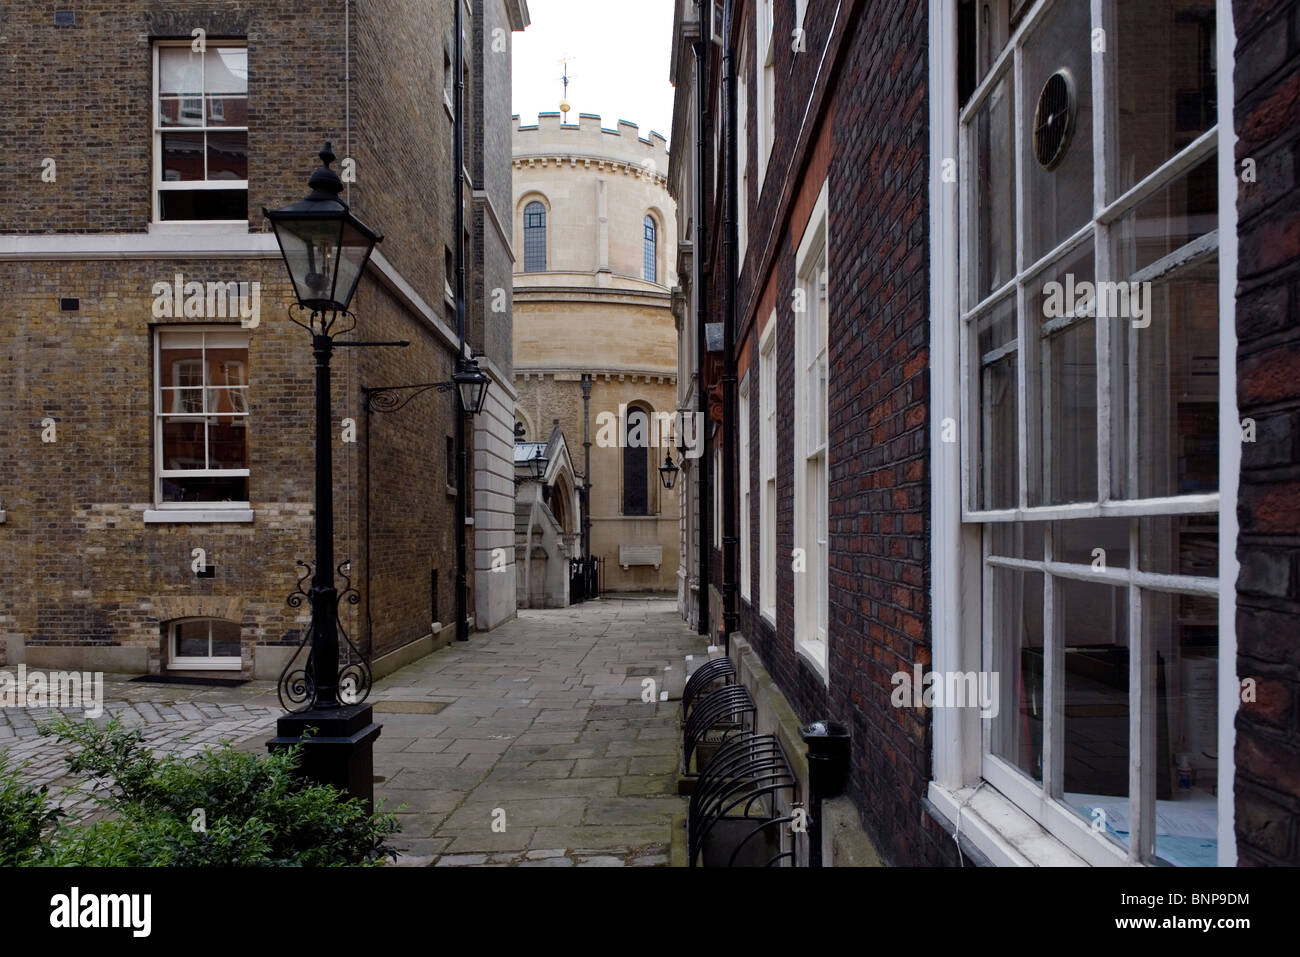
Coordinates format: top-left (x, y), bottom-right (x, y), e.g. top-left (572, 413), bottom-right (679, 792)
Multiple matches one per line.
top-left (0, 677), bottom-right (282, 819)
top-left (1, 598), bottom-right (707, 865)
top-left (373, 598), bottom-right (707, 867)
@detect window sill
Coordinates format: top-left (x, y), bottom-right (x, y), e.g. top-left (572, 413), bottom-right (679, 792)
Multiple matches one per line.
top-left (145, 509), bottom-right (254, 524)
top-left (795, 638), bottom-right (829, 685)
top-left (444, 93), bottom-right (455, 120)
top-left (147, 221), bottom-right (250, 235)
top-left (0, 510), bottom-right (6, 524)
top-left (926, 780), bottom-right (1093, 867)
top-left (447, 485), bottom-right (458, 498)
top-left (168, 660), bottom-right (242, 672)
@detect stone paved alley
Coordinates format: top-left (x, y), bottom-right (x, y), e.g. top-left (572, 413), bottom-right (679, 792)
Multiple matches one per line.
top-left (1, 599), bottom-right (708, 866)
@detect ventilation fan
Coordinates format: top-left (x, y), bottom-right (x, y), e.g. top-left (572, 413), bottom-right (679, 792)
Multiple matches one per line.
top-left (1033, 69), bottom-right (1076, 170)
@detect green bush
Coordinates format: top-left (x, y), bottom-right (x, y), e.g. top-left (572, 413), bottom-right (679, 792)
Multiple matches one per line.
top-left (0, 717), bottom-right (400, 867)
top-left (0, 752), bottom-right (63, 866)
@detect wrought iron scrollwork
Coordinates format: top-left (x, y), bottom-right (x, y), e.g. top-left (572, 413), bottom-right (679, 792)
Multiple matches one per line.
top-left (287, 302), bottom-right (358, 339)
top-left (363, 381), bottom-right (456, 415)
top-left (277, 559), bottom-right (372, 713)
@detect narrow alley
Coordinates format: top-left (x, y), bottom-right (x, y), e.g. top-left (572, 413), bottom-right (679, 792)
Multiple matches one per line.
top-left (366, 598), bottom-right (706, 866)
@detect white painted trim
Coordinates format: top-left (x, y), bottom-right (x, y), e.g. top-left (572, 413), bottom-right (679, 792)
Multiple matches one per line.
top-left (0, 233), bottom-right (280, 261)
top-left (145, 509), bottom-right (254, 524)
top-left (929, 0), bottom-right (980, 792)
top-left (928, 780), bottom-right (1089, 866)
top-left (1215, 0), bottom-right (1240, 867)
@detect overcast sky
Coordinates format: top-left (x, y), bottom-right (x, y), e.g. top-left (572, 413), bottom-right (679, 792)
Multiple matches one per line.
top-left (512, 0), bottom-right (677, 146)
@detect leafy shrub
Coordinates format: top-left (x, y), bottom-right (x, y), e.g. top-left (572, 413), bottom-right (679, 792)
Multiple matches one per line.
top-left (0, 752), bottom-right (63, 866)
top-left (9, 717), bottom-right (400, 867)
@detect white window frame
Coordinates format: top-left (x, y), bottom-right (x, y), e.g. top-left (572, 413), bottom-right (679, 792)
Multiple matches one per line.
top-left (759, 314), bottom-right (778, 624)
top-left (928, 0), bottom-right (1240, 867)
top-left (740, 374), bottom-right (752, 602)
top-left (756, 0), bottom-right (776, 190)
top-left (793, 182), bottom-right (829, 683)
top-left (152, 40), bottom-right (249, 226)
top-left (154, 326), bottom-right (251, 509)
top-left (169, 618), bottom-right (241, 671)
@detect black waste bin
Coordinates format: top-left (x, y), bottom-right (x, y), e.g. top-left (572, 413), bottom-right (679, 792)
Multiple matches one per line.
top-left (800, 720), bottom-right (851, 867)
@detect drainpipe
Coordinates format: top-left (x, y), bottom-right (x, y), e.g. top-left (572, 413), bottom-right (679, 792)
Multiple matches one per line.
top-left (582, 374), bottom-right (593, 563)
top-left (693, 3), bottom-right (710, 639)
top-left (721, 0), bottom-right (739, 652)
top-left (453, 0), bottom-right (470, 641)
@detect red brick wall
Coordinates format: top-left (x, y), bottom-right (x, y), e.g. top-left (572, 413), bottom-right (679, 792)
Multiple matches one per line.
top-left (1233, 0), bottom-right (1300, 866)
top-left (713, 0), bottom-right (957, 866)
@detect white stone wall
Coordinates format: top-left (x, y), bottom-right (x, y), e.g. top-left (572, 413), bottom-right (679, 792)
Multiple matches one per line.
top-left (474, 359), bottom-right (519, 630)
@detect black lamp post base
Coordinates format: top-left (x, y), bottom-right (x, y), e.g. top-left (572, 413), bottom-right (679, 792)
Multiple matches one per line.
top-left (267, 703), bottom-right (382, 813)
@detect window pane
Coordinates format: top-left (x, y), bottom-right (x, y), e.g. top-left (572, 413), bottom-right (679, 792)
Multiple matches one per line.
top-left (210, 620), bottom-right (242, 658)
top-left (970, 73), bottom-right (1015, 303)
top-left (1028, 243), bottom-right (1097, 506)
top-left (206, 48), bottom-right (248, 94)
top-left (206, 132), bottom-right (248, 180)
top-left (1052, 517), bottom-right (1129, 569)
top-left (1117, 257), bottom-right (1219, 499)
top-left (1022, 0), bottom-right (1094, 263)
top-left (1058, 578), bottom-right (1130, 852)
top-left (161, 132), bottom-right (205, 181)
top-left (159, 97), bottom-right (202, 127)
top-left (175, 620), bottom-right (210, 658)
top-left (624, 410), bottom-right (649, 516)
top-left (161, 476), bottom-right (248, 503)
top-left (990, 566), bottom-right (1045, 783)
top-left (159, 188), bottom-right (247, 221)
top-left (989, 521), bottom-right (1044, 560)
top-left (206, 94), bottom-right (248, 128)
top-left (1113, 2), bottom-right (1217, 198)
top-left (208, 417), bottom-right (248, 470)
top-left (159, 48), bottom-right (202, 96)
top-left (523, 202), bottom-right (546, 272)
top-left (1114, 155), bottom-right (1218, 277)
top-left (162, 419), bottom-right (207, 470)
top-left (973, 298), bottom-right (1018, 510)
top-left (1140, 513), bottom-right (1217, 578)
top-left (1144, 591), bottom-right (1218, 866)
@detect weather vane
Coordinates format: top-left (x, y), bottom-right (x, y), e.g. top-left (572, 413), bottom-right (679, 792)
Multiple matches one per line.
top-left (558, 54), bottom-right (576, 121)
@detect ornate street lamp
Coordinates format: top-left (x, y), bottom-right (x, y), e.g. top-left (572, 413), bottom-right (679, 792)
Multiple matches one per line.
top-left (453, 356), bottom-right (491, 416)
top-left (264, 142), bottom-right (405, 808)
top-left (660, 452), bottom-right (680, 490)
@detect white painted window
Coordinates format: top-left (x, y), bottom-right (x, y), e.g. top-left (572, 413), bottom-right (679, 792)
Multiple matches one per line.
top-left (794, 183), bottom-right (829, 680)
top-left (153, 42), bottom-right (248, 223)
top-left (155, 328), bottom-right (250, 507)
top-left (740, 375), bottom-right (752, 601)
top-left (760, 315), bottom-right (777, 622)
top-left (938, 0), bottom-right (1230, 866)
top-left (170, 618), bottom-right (241, 671)
top-left (756, 0), bottom-right (776, 188)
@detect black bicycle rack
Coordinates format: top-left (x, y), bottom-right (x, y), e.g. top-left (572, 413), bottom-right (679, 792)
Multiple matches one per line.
top-left (682, 683), bottom-right (756, 776)
top-left (687, 732), bottom-right (799, 867)
top-left (681, 656), bottom-right (735, 720)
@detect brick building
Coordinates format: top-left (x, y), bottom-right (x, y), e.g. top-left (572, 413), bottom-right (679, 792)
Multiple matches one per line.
top-left (668, 0), bottom-right (1297, 866)
top-left (0, 1), bottom-right (528, 679)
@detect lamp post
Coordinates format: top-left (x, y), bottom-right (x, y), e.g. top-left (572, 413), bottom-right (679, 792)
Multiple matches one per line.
top-left (264, 142), bottom-right (405, 808)
top-left (659, 452), bottom-right (680, 491)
